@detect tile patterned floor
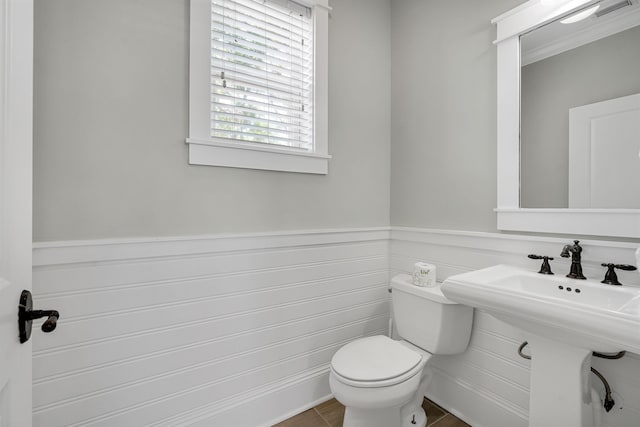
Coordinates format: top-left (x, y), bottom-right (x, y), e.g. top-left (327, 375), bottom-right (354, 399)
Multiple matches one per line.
top-left (273, 397), bottom-right (471, 427)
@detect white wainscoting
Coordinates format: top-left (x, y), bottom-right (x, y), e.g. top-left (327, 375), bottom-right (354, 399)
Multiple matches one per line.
top-left (390, 227), bottom-right (640, 427)
top-left (32, 228), bottom-right (390, 427)
top-left (32, 227), bottom-right (640, 427)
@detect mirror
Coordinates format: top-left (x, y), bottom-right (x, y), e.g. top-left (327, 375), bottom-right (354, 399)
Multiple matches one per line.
top-left (520, 0), bottom-right (640, 208)
top-left (493, 0), bottom-right (640, 237)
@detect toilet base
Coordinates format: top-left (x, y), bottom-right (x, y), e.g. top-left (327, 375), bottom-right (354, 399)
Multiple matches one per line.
top-left (342, 406), bottom-right (403, 427)
top-left (341, 403), bottom-right (427, 427)
top-left (333, 366), bottom-right (433, 427)
top-left (399, 366), bottom-right (431, 427)
top-left (402, 408), bottom-right (426, 427)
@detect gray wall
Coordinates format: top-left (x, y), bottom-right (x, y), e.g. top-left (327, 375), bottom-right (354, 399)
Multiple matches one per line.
top-left (521, 25), bottom-right (640, 208)
top-left (390, 0), bottom-right (525, 231)
top-left (34, 0), bottom-right (391, 241)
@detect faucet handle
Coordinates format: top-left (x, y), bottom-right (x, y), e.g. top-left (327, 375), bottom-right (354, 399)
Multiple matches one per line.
top-left (528, 254), bottom-right (554, 275)
top-left (600, 263), bottom-right (638, 286)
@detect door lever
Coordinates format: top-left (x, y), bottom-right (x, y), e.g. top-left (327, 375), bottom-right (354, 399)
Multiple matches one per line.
top-left (18, 290), bottom-right (60, 343)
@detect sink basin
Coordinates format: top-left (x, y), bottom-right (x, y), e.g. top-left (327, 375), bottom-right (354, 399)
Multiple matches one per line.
top-left (442, 264), bottom-right (640, 427)
top-left (441, 264), bottom-right (640, 354)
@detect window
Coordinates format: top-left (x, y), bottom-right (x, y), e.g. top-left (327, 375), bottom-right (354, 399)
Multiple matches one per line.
top-left (188, 0), bottom-right (330, 174)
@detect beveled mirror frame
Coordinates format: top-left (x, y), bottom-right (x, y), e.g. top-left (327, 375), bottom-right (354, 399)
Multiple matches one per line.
top-left (493, 0), bottom-right (640, 238)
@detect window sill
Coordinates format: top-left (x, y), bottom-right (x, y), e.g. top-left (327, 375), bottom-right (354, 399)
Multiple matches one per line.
top-left (186, 139), bottom-right (331, 174)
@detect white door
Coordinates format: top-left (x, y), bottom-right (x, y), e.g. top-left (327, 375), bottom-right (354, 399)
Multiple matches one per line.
top-left (0, 0), bottom-right (33, 426)
top-left (568, 93), bottom-right (640, 208)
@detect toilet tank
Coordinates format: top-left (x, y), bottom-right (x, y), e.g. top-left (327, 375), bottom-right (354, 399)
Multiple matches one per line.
top-left (391, 274), bottom-right (473, 355)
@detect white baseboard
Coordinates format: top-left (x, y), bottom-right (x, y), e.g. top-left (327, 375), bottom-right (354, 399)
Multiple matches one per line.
top-left (158, 366), bottom-right (333, 427)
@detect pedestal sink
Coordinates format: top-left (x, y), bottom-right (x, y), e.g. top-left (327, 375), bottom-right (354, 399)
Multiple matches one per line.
top-left (442, 265), bottom-right (640, 427)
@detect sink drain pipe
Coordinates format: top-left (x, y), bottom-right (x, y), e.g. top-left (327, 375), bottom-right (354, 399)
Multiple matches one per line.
top-left (517, 341), bottom-right (624, 412)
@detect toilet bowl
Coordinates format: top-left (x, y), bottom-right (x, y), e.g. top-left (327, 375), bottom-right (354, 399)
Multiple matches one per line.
top-left (329, 274), bottom-right (473, 427)
top-left (330, 336), bottom-right (431, 427)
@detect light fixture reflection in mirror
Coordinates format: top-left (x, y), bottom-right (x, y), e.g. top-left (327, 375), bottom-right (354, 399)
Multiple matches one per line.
top-left (520, 0), bottom-right (640, 209)
top-left (560, 4), bottom-right (601, 23)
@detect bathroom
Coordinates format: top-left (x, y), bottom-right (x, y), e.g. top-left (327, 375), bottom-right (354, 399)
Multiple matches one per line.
top-left (1, 0), bottom-right (639, 426)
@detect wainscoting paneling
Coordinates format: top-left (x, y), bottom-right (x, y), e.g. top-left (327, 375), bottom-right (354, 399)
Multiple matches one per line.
top-left (391, 227), bottom-right (640, 427)
top-left (32, 228), bottom-right (390, 427)
top-left (32, 227), bottom-right (640, 427)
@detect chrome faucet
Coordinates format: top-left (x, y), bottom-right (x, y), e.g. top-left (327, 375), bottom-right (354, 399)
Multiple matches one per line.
top-left (560, 240), bottom-right (586, 280)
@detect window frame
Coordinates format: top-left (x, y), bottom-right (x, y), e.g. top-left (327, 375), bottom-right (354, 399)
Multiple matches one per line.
top-left (187, 0), bottom-right (330, 174)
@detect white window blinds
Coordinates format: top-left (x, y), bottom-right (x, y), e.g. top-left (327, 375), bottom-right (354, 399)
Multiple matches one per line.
top-left (211, 0), bottom-right (314, 151)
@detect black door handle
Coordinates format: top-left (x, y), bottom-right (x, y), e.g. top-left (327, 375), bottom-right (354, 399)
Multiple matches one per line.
top-left (18, 289), bottom-right (60, 343)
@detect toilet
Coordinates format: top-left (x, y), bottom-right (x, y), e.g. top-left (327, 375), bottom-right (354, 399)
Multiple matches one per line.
top-left (329, 273), bottom-right (473, 427)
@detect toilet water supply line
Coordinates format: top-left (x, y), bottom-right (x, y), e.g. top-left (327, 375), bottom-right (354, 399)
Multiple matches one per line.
top-left (517, 341), bottom-right (625, 412)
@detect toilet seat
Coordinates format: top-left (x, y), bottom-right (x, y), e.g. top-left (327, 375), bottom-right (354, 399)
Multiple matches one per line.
top-left (330, 335), bottom-right (425, 388)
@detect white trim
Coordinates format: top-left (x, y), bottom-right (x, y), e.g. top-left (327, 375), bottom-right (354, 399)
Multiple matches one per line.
top-left (184, 366), bottom-right (332, 427)
top-left (496, 208), bottom-right (640, 238)
top-left (390, 226), bottom-right (640, 250)
top-left (187, 0), bottom-right (211, 142)
top-left (187, 0), bottom-right (330, 174)
top-left (32, 225), bottom-right (640, 266)
top-left (491, 0), bottom-right (543, 25)
top-left (429, 364), bottom-right (529, 425)
top-left (152, 366), bottom-right (332, 427)
top-left (496, 35), bottom-right (521, 209)
top-left (312, 0), bottom-right (329, 164)
top-left (261, 392), bottom-right (333, 427)
top-left (186, 138), bottom-right (331, 174)
top-left (185, 138), bottom-right (330, 160)
top-left (494, 0), bottom-right (640, 237)
top-left (1, 0), bottom-right (33, 426)
top-left (32, 227), bottom-right (391, 265)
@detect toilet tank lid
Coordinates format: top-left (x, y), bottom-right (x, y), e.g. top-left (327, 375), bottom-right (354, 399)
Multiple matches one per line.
top-left (391, 274), bottom-right (458, 304)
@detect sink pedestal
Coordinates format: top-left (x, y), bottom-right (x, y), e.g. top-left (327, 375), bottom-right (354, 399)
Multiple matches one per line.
top-left (528, 334), bottom-right (594, 427)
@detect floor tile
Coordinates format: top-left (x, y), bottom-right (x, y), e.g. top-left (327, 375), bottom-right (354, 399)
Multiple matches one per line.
top-left (272, 408), bottom-right (330, 427)
top-left (430, 413), bottom-right (472, 427)
top-left (423, 399), bottom-right (447, 426)
top-left (275, 397), bottom-right (470, 427)
top-left (314, 398), bottom-right (345, 427)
